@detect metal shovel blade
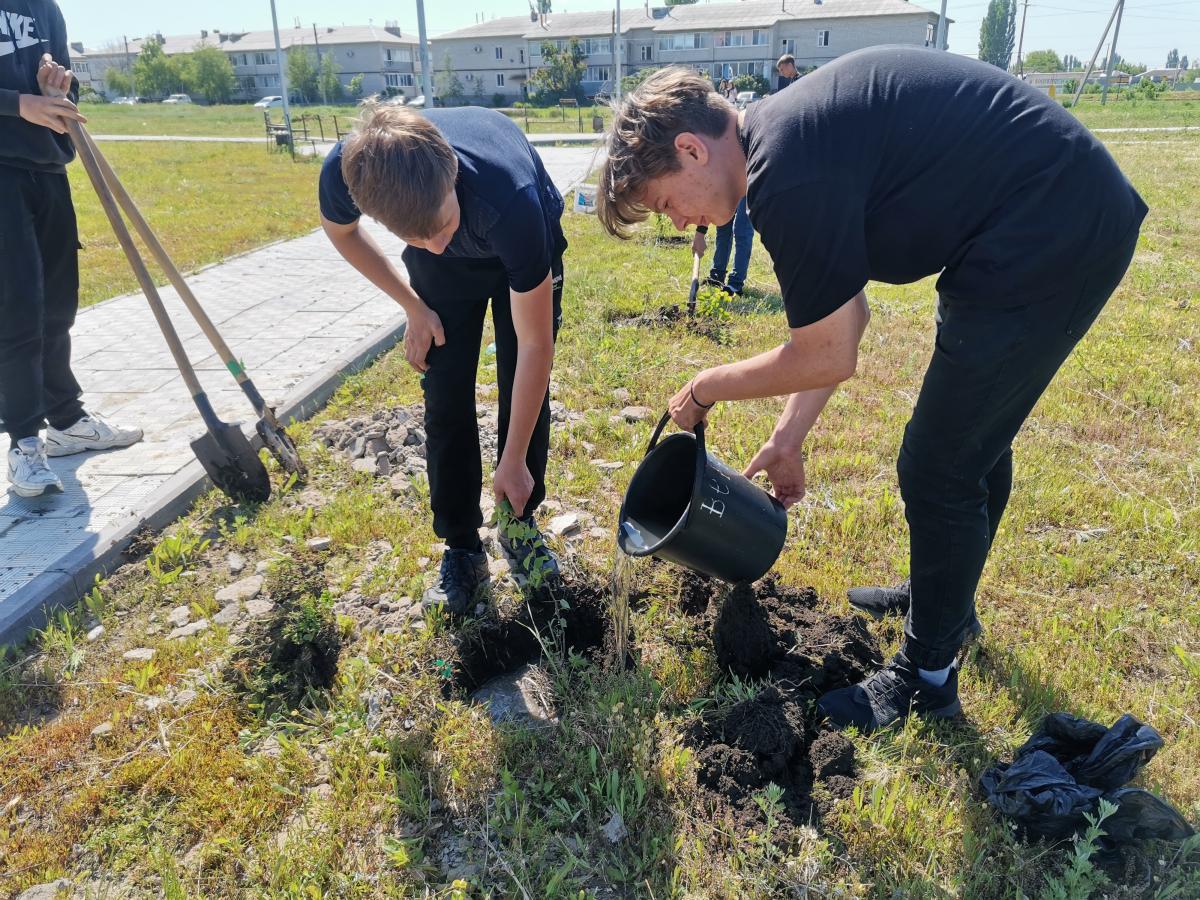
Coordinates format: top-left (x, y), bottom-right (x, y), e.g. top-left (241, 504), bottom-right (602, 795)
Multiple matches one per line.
top-left (191, 421), bottom-right (272, 504)
top-left (256, 416), bottom-right (308, 480)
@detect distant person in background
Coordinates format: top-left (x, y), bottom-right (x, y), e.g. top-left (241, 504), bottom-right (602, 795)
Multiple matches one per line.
top-left (1, 2), bottom-right (143, 499)
top-left (692, 196), bottom-right (754, 297)
top-left (722, 79), bottom-right (738, 102)
top-left (776, 54), bottom-right (800, 92)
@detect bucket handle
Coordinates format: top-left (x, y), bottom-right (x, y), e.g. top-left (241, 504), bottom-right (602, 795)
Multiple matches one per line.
top-left (647, 412), bottom-right (708, 529)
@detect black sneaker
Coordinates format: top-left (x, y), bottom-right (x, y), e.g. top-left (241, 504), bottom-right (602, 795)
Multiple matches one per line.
top-left (498, 519), bottom-right (560, 585)
top-left (848, 578), bottom-right (983, 643)
top-left (422, 549), bottom-right (489, 616)
top-left (723, 283), bottom-right (744, 297)
top-left (817, 652), bottom-right (961, 732)
top-left (702, 275), bottom-right (726, 289)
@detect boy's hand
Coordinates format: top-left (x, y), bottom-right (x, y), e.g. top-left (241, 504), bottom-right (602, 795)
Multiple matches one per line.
top-left (404, 303), bottom-right (445, 373)
top-left (493, 455), bottom-right (534, 518)
top-left (37, 54), bottom-right (73, 98)
top-left (691, 230), bottom-right (707, 257)
top-left (19, 95), bottom-right (85, 133)
top-left (743, 439), bottom-right (806, 509)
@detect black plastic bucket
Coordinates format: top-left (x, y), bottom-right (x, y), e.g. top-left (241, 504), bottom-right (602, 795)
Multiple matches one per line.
top-left (617, 413), bottom-right (787, 583)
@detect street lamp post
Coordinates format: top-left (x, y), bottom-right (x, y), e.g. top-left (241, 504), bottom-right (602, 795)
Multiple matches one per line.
top-left (268, 0), bottom-right (294, 156)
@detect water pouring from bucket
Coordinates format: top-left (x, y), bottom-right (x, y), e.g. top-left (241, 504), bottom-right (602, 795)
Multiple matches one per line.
top-left (617, 413), bottom-right (788, 584)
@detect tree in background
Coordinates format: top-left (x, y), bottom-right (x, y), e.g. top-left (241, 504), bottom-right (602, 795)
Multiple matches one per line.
top-left (621, 66), bottom-right (661, 94)
top-left (978, 0), bottom-right (1017, 71)
top-left (1114, 59), bottom-right (1145, 76)
top-left (105, 67), bottom-right (134, 97)
top-left (1023, 49), bottom-right (1061, 72)
top-left (528, 37), bottom-right (585, 104)
top-left (1181, 55), bottom-right (1189, 70)
top-left (187, 43), bottom-right (236, 103)
top-left (319, 53), bottom-right (343, 102)
top-left (348, 73), bottom-right (365, 98)
top-left (665, 0), bottom-right (700, 5)
top-left (434, 51), bottom-right (464, 106)
top-left (1063, 53), bottom-right (1081, 70)
top-left (133, 36), bottom-right (186, 97)
top-left (732, 72), bottom-right (770, 96)
top-left (1166, 48), bottom-right (1180, 69)
top-left (471, 74), bottom-right (485, 105)
top-left (287, 47), bottom-right (319, 103)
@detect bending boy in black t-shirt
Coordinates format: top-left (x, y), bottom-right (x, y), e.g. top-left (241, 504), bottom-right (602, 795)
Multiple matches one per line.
top-left (320, 102), bottom-right (567, 615)
top-left (597, 49), bottom-right (1146, 732)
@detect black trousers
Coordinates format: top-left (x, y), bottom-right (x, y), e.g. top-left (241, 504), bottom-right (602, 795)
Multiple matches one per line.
top-left (403, 248), bottom-right (564, 550)
top-left (901, 224), bottom-right (1141, 670)
top-left (0, 164), bottom-right (85, 444)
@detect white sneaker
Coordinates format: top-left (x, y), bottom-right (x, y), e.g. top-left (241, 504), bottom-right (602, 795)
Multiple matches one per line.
top-left (7, 437), bottom-right (64, 497)
top-left (44, 413), bottom-right (144, 457)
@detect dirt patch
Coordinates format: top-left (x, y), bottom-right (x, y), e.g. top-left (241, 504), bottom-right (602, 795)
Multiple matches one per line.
top-left (686, 577), bottom-right (882, 834)
top-left (607, 304), bottom-right (726, 342)
top-left (226, 555), bottom-right (342, 717)
top-left (447, 578), bottom-right (613, 697)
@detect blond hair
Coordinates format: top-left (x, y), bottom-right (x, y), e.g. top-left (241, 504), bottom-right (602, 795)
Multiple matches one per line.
top-left (597, 67), bottom-right (734, 238)
top-left (340, 99), bottom-right (459, 238)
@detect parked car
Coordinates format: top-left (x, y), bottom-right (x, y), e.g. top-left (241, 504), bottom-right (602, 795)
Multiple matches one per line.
top-left (162, 94), bottom-right (192, 104)
top-left (111, 96), bottom-right (138, 105)
top-left (254, 95), bottom-right (284, 109)
top-left (734, 91), bottom-right (761, 108)
top-left (408, 94), bottom-right (426, 108)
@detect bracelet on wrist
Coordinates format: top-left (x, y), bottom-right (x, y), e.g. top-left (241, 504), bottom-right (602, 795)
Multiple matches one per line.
top-left (689, 382), bottom-right (714, 409)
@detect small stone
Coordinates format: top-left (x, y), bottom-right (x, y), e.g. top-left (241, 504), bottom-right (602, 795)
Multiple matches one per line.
top-left (310, 783), bottom-right (334, 801)
top-left (352, 456), bottom-right (378, 476)
top-left (591, 460), bottom-right (626, 471)
top-left (601, 810), bottom-right (628, 844)
top-left (404, 604), bottom-right (425, 620)
top-left (307, 536), bottom-right (332, 552)
top-left (417, 556), bottom-right (431, 569)
top-left (389, 473), bottom-right (413, 497)
top-left (281, 535), bottom-right (295, 545)
top-left (621, 405), bottom-right (653, 423)
top-left (259, 736), bottom-right (282, 758)
top-left (375, 452), bottom-right (392, 476)
top-left (85, 624), bottom-right (105, 642)
top-left (213, 603), bottom-right (242, 625)
top-left (609, 415), bottom-right (624, 425)
top-left (173, 689), bottom-right (198, 708)
top-left (90, 721), bottom-right (114, 739)
top-left (612, 387), bottom-right (631, 403)
top-left (588, 527), bottom-right (609, 539)
top-left (138, 696), bottom-right (167, 713)
top-left (489, 556), bottom-right (511, 577)
top-left (255, 560), bottom-right (271, 575)
top-left (168, 619), bottom-right (210, 641)
top-left (227, 552), bottom-right (247, 575)
top-left (167, 605), bottom-right (191, 628)
top-left (244, 598), bottom-right (275, 618)
top-left (123, 647), bottom-right (155, 662)
top-left (549, 400), bottom-right (568, 422)
top-left (216, 575), bottom-right (263, 605)
top-left (15, 879), bottom-right (72, 900)
top-left (403, 429), bottom-right (424, 446)
top-left (549, 513), bottom-right (582, 537)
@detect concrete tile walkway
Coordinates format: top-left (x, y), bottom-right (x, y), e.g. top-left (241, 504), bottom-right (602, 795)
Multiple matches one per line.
top-left (0, 145), bottom-right (600, 639)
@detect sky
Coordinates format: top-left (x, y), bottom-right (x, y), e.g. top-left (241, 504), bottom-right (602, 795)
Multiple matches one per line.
top-left (59, 0), bottom-right (1200, 71)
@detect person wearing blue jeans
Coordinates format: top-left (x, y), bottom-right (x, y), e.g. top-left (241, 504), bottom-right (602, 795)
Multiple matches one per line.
top-left (693, 197), bottom-right (753, 295)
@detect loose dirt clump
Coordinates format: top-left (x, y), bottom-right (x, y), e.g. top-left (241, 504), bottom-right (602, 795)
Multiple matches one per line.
top-left (447, 578), bottom-right (614, 698)
top-left (686, 577), bottom-right (882, 834)
top-left (226, 555), bottom-right (341, 717)
top-left (608, 304), bottom-right (726, 342)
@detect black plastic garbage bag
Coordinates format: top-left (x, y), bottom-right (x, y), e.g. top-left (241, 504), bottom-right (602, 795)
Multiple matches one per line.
top-left (980, 713), bottom-right (1194, 842)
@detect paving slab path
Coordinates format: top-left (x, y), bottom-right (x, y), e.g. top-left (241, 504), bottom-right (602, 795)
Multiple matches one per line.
top-left (0, 146), bottom-right (601, 640)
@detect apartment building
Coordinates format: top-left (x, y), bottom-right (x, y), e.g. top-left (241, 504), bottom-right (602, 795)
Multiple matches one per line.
top-left (77, 23), bottom-right (421, 103)
top-left (435, 0), bottom-right (946, 103)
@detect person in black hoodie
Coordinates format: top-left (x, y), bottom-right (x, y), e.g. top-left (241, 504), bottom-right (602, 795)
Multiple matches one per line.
top-left (1, 1), bottom-right (142, 498)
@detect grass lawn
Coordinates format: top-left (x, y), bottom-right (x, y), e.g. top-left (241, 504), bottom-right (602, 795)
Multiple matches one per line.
top-left (1071, 93), bottom-right (1200, 129)
top-left (74, 141), bottom-right (322, 308)
top-left (79, 102), bottom-right (360, 138)
top-left (1, 129), bottom-right (1198, 898)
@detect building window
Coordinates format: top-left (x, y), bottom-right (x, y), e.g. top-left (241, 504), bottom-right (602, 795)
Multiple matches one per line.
top-left (75, 61), bottom-right (89, 73)
top-left (584, 65), bottom-right (610, 82)
top-left (658, 33), bottom-right (707, 52)
top-left (387, 73), bottom-right (414, 87)
top-left (582, 37), bottom-right (612, 55)
top-left (716, 31), bottom-right (747, 49)
top-left (254, 52), bottom-right (274, 66)
top-left (495, 46), bottom-right (503, 59)
top-left (640, 44), bottom-right (652, 61)
top-left (519, 48), bottom-right (525, 63)
top-left (752, 30), bottom-right (769, 46)
top-left (496, 73), bottom-right (505, 86)
top-left (781, 38), bottom-right (795, 55)
top-left (817, 30), bottom-right (830, 48)
top-left (926, 23), bottom-right (935, 45)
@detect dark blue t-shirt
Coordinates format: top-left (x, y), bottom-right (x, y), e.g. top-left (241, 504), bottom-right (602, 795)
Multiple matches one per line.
top-left (320, 107), bottom-right (566, 293)
top-left (741, 46), bottom-right (1148, 328)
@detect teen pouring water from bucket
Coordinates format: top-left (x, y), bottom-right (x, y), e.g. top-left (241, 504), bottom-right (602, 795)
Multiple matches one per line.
top-left (597, 49), bottom-right (1146, 733)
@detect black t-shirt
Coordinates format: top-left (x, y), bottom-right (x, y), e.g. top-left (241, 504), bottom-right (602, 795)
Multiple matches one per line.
top-left (741, 45), bottom-right (1148, 328)
top-left (320, 107), bottom-right (566, 293)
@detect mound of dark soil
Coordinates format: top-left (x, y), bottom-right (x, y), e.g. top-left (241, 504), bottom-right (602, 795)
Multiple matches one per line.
top-left (607, 304), bottom-right (726, 342)
top-left (448, 578), bottom-right (614, 697)
top-left (226, 556), bottom-right (341, 717)
top-left (687, 577), bottom-right (882, 834)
